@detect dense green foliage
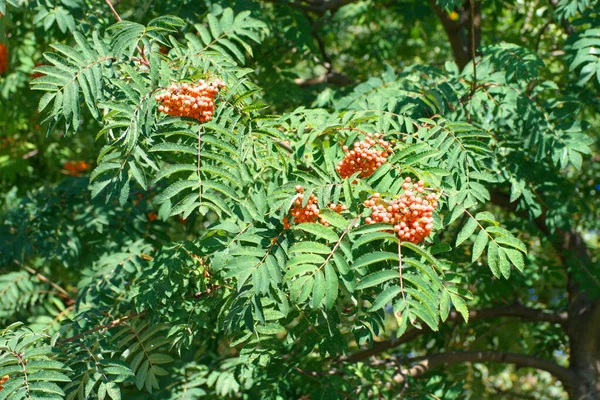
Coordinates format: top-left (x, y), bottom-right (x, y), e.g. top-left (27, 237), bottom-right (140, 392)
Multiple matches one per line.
top-left (0, 0), bottom-right (599, 399)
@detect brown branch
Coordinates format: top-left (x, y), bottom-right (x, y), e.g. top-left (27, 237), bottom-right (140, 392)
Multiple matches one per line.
top-left (392, 351), bottom-right (574, 387)
top-left (17, 261), bottom-right (72, 301)
top-left (104, 0), bottom-right (122, 22)
top-left (467, 304), bottom-right (568, 325)
top-left (22, 149), bottom-right (39, 159)
top-left (342, 304), bottom-right (567, 363)
top-left (276, 140), bottom-right (293, 153)
top-left (294, 70), bottom-right (354, 87)
top-left (302, 10), bottom-right (332, 70)
top-left (262, 0), bottom-right (357, 16)
top-left (58, 311), bottom-right (146, 345)
top-left (342, 326), bottom-right (424, 363)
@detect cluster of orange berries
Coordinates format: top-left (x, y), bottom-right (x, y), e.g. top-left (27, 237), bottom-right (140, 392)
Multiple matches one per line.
top-left (363, 177), bottom-right (439, 244)
top-left (155, 79), bottom-right (225, 123)
top-left (336, 133), bottom-right (392, 179)
top-left (283, 185), bottom-right (323, 229)
top-left (0, 375), bottom-right (8, 392)
top-left (63, 160), bottom-right (91, 176)
top-left (282, 186), bottom-right (347, 229)
top-left (0, 44), bottom-right (8, 75)
top-left (329, 203), bottom-right (348, 213)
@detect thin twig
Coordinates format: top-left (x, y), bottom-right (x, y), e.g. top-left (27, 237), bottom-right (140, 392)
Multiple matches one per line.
top-left (393, 350), bottom-right (574, 386)
top-left (342, 305), bottom-right (568, 363)
top-left (397, 241), bottom-right (406, 303)
top-left (312, 212), bottom-right (364, 278)
top-left (305, 12), bottom-right (331, 71)
top-left (58, 311), bottom-right (146, 345)
top-left (276, 140), bottom-right (293, 153)
top-left (104, 0), bottom-right (122, 21)
top-left (469, 0), bottom-right (477, 97)
top-left (104, 0), bottom-right (150, 66)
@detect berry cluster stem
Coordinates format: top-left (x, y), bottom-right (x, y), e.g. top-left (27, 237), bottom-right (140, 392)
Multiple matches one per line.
top-left (398, 240), bottom-right (406, 303)
top-left (197, 124), bottom-right (202, 204)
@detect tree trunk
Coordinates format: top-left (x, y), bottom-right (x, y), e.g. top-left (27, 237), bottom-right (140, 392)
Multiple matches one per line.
top-left (563, 229), bottom-right (600, 400)
top-left (568, 307), bottom-right (600, 399)
top-left (566, 297), bottom-right (600, 399)
top-left (429, 0), bottom-right (481, 70)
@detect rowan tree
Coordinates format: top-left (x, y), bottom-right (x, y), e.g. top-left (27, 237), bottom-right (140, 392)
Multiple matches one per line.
top-left (0, 0), bottom-right (599, 399)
